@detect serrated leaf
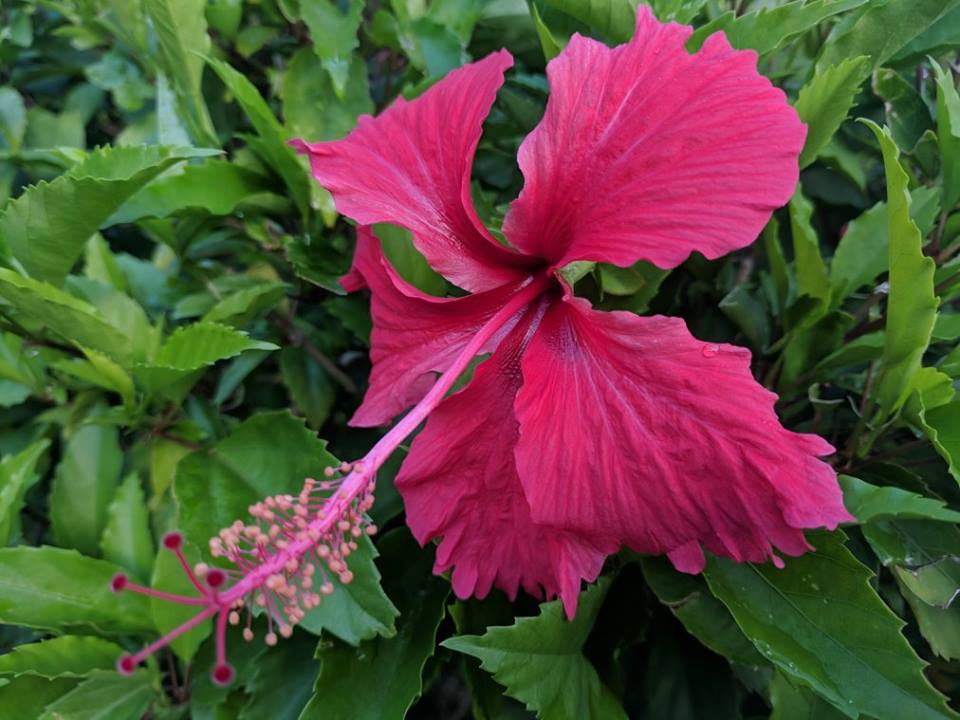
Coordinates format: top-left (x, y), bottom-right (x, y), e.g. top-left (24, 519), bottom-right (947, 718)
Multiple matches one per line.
top-left (151, 538), bottom-right (211, 662)
top-left (174, 412), bottom-right (399, 643)
top-left (109, 160), bottom-right (274, 224)
top-left (0, 145), bottom-right (213, 286)
top-left (443, 580), bottom-right (627, 720)
top-left (100, 473), bottom-right (154, 580)
top-left (0, 546), bottom-right (154, 634)
top-left (0, 637), bottom-right (124, 679)
top-left (239, 630), bottom-right (318, 720)
top-left (923, 401), bottom-right (960, 481)
top-left (301, 529), bottom-right (448, 720)
top-left (789, 186), bottom-right (831, 324)
top-left (0, 676), bottom-right (79, 719)
top-left (933, 60), bottom-right (960, 210)
top-left (537, 0), bottom-right (638, 43)
top-left (840, 474), bottom-right (960, 523)
top-left (640, 556), bottom-right (766, 666)
top-left (818, 0), bottom-right (960, 72)
top-left (862, 519), bottom-right (960, 608)
top-left (874, 68), bottom-right (935, 152)
top-left (899, 578), bottom-right (960, 660)
top-left (206, 57), bottom-right (312, 218)
top-left (863, 121), bottom-right (939, 417)
top-left (282, 48), bottom-right (373, 142)
top-left (300, 0), bottom-right (364, 96)
top-left (50, 422), bottom-right (123, 557)
top-left (770, 672), bottom-right (849, 720)
top-left (38, 670), bottom-right (156, 720)
top-left (689, 0), bottom-right (868, 54)
top-left (134, 322), bottom-right (277, 393)
top-left (829, 186), bottom-right (940, 305)
top-left (298, 534), bottom-right (399, 644)
top-left (203, 282), bottom-right (287, 327)
top-left (704, 531), bottom-right (955, 719)
top-left (143, 0), bottom-right (218, 146)
top-left (795, 56), bottom-right (870, 169)
top-left (0, 439), bottom-right (49, 545)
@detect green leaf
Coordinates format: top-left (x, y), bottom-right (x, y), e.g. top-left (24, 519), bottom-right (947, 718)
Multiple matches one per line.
top-left (100, 473), bottom-right (154, 581)
top-left (640, 556), bottom-right (766, 666)
top-left (375, 223), bottom-right (447, 296)
top-left (840, 474), bottom-right (960, 522)
top-left (818, 0), bottom-right (960, 72)
top-left (537, 0), bottom-right (638, 43)
top-left (0, 86), bottom-right (26, 153)
top-left (704, 531), bottom-right (955, 719)
top-left (280, 347), bottom-right (335, 429)
top-left (206, 57), bottom-right (312, 219)
top-left (50, 422), bottom-right (123, 557)
top-left (134, 322), bottom-right (277, 393)
top-left (282, 48), bottom-right (373, 142)
top-left (298, 534), bottom-right (400, 644)
top-left (874, 68), bottom-right (935, 151)
top-left (109, 160), bottom-right (274, 224)
top-left (689, 0), bottom-right (868, 54)
top-left (300, 0), bottom-right (364, 95)
top-left (0, 546), bottom-right (154, 634)
top-left (239, 631), bottom-right (318, 720)
top-left (443, 580), bottom-right (628, 720)
top-left (0, 439), bottom-right (49, 545)
top-left (151, 539), bottom-right (211, 662)
top-left (933, 59), bottom-right (960, 210)
top-left (0, 268), bottom-right (133, 361)
top-left (203, 282), bottom-right (287, 327)
top-left (0, 145), bottom-right (214, 286)
top-left (0, 676), bottom-right (79, 719)
top-left (530, 2), bottom-right (566, 61)
top-left (899, 578), bottom-right (960, 660)
top-left (789, 186), bottom-right (831, 322)
top-left (770, 672), bottom-right (849, 720)
top-left (923, 401), bottom-right (960, 481)
top-left (829, 186), bottom-right (940, 305)
top-left (0, 637), bottom-right (124, 679)
top-left (795, 56), bottom-right (870, 169)
top-left (301, 529), bottom-right (448, 720)
top-left (143, 0), bottom-right (218, 146)
top-left (38, 670), bottom-right (156, 720)
top-left (862, 519), bottom-right (960, 608)
top-left (862, 121), bottom-right (939, 417)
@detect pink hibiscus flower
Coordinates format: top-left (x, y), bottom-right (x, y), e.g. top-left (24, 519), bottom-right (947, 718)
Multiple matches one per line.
top-left (294, 7), bottom-right (852, 614)
top-left (111, 8), bottom-right (852, 682)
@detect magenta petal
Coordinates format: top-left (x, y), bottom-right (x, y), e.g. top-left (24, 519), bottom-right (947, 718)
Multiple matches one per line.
top-left (348, 227), bottom-right (525, 427)
top-left (503, 7), bottom-right (805, 269)
top-left (513, 296), bottom-right (852, 571)
top-left (396, 301), bottom-right (613, 616)
top-left (293, 51), bottom-right (534, 292)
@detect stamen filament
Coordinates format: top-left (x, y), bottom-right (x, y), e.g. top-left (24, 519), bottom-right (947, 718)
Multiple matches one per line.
top-left (113, 272), bottom-right (551, 683)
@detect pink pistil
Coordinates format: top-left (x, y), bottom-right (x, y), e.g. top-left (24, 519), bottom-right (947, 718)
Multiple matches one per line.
top-left (113, 273), bottom-right (551, 684)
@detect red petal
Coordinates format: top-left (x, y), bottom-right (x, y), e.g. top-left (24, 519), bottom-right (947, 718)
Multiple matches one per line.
top-left (396, 301), bottom-right (613, 616)
top-left (293, 51), bottom-right (534, 293)
top-left (503, 7), bottom-right (805, 269)
top-left (513, 296), bottom-right (852, 571)
top-left (348, 227), bottom-right (525, 427)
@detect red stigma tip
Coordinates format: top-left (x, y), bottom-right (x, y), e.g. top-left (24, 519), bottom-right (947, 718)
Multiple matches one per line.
top-left (212, 663), bottom-right (235, 686)
top-left (206, 569), bottom-right (226, 588)
top-left (110, 573), bottom-right (128, 592)
top-left (162, 532), bottom-right (183, 550)
top-left (117, 655), bottom-right (136, 675)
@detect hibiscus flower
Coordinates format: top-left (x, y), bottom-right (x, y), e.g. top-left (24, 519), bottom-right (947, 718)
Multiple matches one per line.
top-left (292, 7), bottom-right (853, 615)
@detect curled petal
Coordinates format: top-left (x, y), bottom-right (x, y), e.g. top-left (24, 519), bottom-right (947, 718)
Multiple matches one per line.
top-left (513, 296), bottom-right (852, 572)
top-left (348, 227), bottom-right (525, 427)
top-left (294, 51), bottom-right (534, 292)
top-left (397, 301), bottom-right (613, 616)
top-left (503, 6), bottom-right (805, 269)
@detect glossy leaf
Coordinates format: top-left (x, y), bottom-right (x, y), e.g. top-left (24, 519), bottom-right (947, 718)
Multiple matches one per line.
top-left (444, 580), bottom-right (628, 720)
top-left (863, 121), bottom-right (938, 417)
top-left (840, 474), bottom-right (960, 523)
top-left (0, 439), bottom-right (49, 545)
top-left (933, 60), bottom-right (960, 211)
top-left (0, 636), bottom-right (124, 679)
top-left (795, 56), bottom-right (870, 169)
top-left (100, 473), bottom-right (154, 581)
top-left (0, 546), bottom-right (154, 634)
top-left (38, 670), bottom-right (156, 720)
top-left (50, 422), bottom-right (123, 557)
top-left (704, 531), bottom-right (954, 719)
